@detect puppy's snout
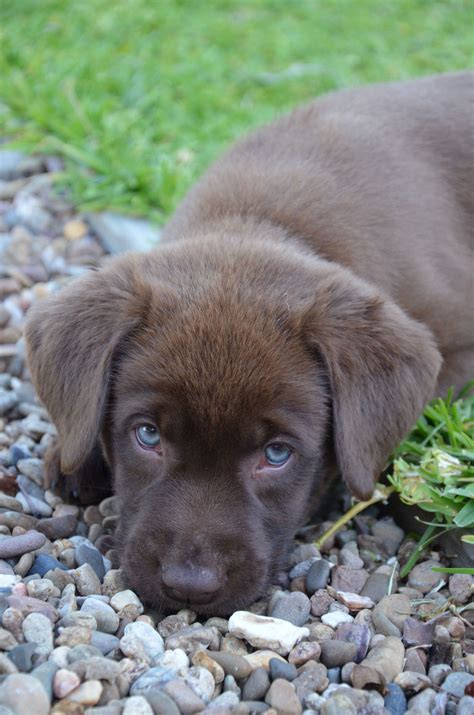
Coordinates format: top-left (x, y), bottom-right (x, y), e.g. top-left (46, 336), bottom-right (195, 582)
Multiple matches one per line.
top-left (161, 562), bottom-right (222, 605)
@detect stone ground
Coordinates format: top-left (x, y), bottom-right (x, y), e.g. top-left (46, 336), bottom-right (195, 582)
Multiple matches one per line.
top-left (0, 153), bottom-right (473, 715)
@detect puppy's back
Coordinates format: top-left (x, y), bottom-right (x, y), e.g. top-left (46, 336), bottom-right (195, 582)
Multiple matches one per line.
top-left (163, 72), bottom-right (474, 352)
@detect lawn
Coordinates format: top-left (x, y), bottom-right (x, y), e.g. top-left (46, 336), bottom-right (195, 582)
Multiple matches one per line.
top-left (0, 0), bottom-right (472, 222)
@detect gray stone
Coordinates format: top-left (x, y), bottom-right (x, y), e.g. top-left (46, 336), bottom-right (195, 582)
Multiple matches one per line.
top-left (90, 631), bottom-right (120, 655)
top-left (306, 560), bottom-right (331, 594)
top-left (36, 515), bottom-right (77, 540)
top-left (142, 688), bottom-right (181, 715)
top-left (207, 692), bottom-right (239, 710)
top-left (360, 572), bottom-right (394, 603)
top-left (330, 567), bottom-right (368, 594)
top-left (131, 666), bottom-right (179, 694)
top-left (163, 678), bottom-right (205, 713)
top-left (265, 678), bottom-right (302, 714)
top-left (334, 623), bottom-right (370, 663)
top-left (372, 594), bottom-right (411, 637)
top-left (30, 659), bottom-right (58, 703)
top-left (16, 459), bottom-right (44, 485)
top-left (0, 152), bottom-right (26, 181)
top-left (371, 519), bottom-right (404, 556)
top-left (448, 573), bottom-right (473, 604)
top-left (6, 642), bottom-right (36, 672)
top-left (321, 694), bottom-right (356, 715)
top-left (22, 612), bottom-right (53, 655)
top-left (76, 543), bottom-right (106, 581)
top-left (269, 657), bottom-right (298, 682)
top-left (458, 696), bottom-right (474, 715)
top-left (289, 558), bottom-right (320, 580)
top-left (204, 651), bottom-right (251, 680)
top-left (441, 672), bottom-right (474, 697)
top-left (0, 673), bottom-right (50, 715)
top-left (81, 597), bottom-right (119, 634)
top-left (270, 592), bottom-right (311, 627)
top-left (320, 640), bottom-right (357, 668)
top-left (0, 530), bottom-right (47, 559)
top-left (241, 666), bottom-right (270, 701)
top-left (72, 562), bottom-right (102, 595)
top-left (407, 560), bottom-right (443, 593)
top-left (87, 212), bottom-right (162, 254)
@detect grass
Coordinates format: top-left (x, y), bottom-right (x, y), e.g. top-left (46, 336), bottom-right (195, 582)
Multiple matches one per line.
top-left (1, 0), bottom-right (473, 222)
top-left (317, 386), bottom-right (474, 577)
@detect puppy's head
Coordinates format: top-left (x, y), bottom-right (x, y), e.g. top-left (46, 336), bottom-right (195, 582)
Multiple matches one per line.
top-left (25, 236), bottom-right (441, 613)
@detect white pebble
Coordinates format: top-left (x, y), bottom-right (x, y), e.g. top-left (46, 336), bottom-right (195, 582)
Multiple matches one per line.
top-left (228, 610), bottom-right (309, 656)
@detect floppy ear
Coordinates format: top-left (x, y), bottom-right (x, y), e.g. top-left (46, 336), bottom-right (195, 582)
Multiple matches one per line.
top-left (25, 255), bottom-right (151, 474)
top-left (304, 266), bottom-right (442, 500)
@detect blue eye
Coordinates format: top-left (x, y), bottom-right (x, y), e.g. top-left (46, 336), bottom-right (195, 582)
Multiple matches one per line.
top-left (264, 443), bottom-right (291, 466)
top-left (136, 424), bottom-right (161, 449)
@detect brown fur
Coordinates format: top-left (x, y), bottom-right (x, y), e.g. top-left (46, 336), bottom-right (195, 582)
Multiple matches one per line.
top-left (25, 73), bottom-right (473, 613)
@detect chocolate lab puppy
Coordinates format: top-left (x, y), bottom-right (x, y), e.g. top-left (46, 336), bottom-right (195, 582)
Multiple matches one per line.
top-left (25, 72), bottom-right (473, 614)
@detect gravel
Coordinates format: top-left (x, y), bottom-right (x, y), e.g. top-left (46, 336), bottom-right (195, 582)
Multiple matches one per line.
top-left (0, 152), bottom-right (472, 713)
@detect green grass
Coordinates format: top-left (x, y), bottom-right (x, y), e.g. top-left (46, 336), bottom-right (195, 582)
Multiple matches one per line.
top-left (1, 0), bottom-right (473, 221)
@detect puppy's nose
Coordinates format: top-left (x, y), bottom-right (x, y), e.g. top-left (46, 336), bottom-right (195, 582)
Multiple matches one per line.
top-left (161, 563), bottom-right (221, 604)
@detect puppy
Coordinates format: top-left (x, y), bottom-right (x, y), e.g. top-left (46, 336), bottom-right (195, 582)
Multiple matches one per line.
top-left (25, 72), bottom-right (473, 614)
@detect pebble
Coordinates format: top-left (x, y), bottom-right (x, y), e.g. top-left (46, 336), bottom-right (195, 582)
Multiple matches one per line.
top-left (163, 678), bottom-right (205, 713)
top-left (192, 650), bottom-right (225, 683)
top-left (270, 592), bottom-right (311, 627)
top-left (321, 694), bottom-right (356, 715)
top-left (228, 611), bottom-right (309, 656)
top-left (28, 554), bottom-right (68, 577)
top-left (242, 667), bottom-right (270, 700)
top-left (288, 641), bottom-right (321, 667)
top-left (75, 543), bottom-right (106, 581)
top-left (334, 623), bottom-right (370, 663)
top-left (292, 662), bottom-right (329, 699)
top-left (321, 611), bottom-right (353, 628)
top-left (123, 696), bottom-right (154, 715)
top-left (36, 515), bottom-right (77, 540)
top-left (458, 696), bottom-right (474, 715)
top-left (205, 651), bottom-right (252, 680)
top-left (87, 212), bottom-right (161, 254)
top-left (407, 560), bottom-right (443, 593)
top-left (7, 594), bottom-right (58, 622)
top-left (384, 682), bottom-right (407, 715)
top-left (110, 589), bottom-right (143, 613)
top-left (90, 631), bottom-right (120, 655)
top-left (330, 567), bottom-right (368, 594)
top-left (72, 563), bottom-right (102, 596)
top-left (30, 659), bottom-right (58, 703)
top-left (121, 621), bottom-right (164, 664)
top-left (68, 679), bottom-right (103, 705)
top-left (310, 589), bottom-right (334, 617)
top-left (265, 678), bottom-right (302, 714)
top-left (320, 640), bottom-right (357, 668)
top-left (7, 642), bottom-right (36, 672)
top-left (351, 636), bottom-right (404, 689)
top-left (306, 560), bottom-right (331, 594)
top-left (372, 594), bottom-right (411, 637)
top-left (16, 458), bottom-right (44, 485)
top-left (0, 530), bottom-right (46, 558)
top-left (185, 665), bottom-right (215, 704)
top-left (0, 494), bottom-right (23, 511)
top-left (334, 591), bottom-right (374, 611)
top-left (371, 519), bottom-right (404, 555)
top-left (142, 689), bottom-right (181, 715)
top-left (361, 571), bottom-right (395, 603)
top-left (0, 512), bottom-right (37, 530)
top-left (53, 668), bottom-right (81, 699)
top-left (22, 612), bottom-right (53, 655)
top-left (441, 672), bottom-right (474, 697)
top-left (81, 598), bottom-right (119, 634)
top-left (449, 573), bottom-right (473, 604)
top-left (269, 657), bottom-right (298, 682)
top-left (0, 672), bottom-right (50, 715)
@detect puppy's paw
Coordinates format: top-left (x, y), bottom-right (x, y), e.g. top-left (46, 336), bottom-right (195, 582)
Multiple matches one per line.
top-left (44, 441), bottom-right (112, 505)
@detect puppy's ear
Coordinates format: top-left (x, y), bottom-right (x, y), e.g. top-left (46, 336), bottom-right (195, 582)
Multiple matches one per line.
top-left (304, 266), bottom-right (442, 500)
top-left (25, 255), bottom-right (152, 474)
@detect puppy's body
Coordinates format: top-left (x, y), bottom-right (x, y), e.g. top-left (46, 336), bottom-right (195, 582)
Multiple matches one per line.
top-left (26, 73), bottom-right (473, 613)
top-left (163, 72), bottom-right (473, 390)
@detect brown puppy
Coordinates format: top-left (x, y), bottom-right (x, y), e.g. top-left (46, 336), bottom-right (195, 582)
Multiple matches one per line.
top-left (25, 73), bottom-right (473, 614)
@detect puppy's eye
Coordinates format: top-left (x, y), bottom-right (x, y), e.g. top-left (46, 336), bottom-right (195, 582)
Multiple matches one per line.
top-left (263, 442), bottom-right (292, 467)
top-left (136, 424), bottom-right (161, 451)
